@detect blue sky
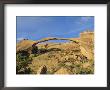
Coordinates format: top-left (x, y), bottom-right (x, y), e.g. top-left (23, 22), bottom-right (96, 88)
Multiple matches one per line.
top-left (16, 16), bottom-right (94, 42)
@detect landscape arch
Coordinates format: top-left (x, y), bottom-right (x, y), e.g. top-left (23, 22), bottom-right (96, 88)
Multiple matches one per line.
top-left (32, 37), bottom-right (79, 47)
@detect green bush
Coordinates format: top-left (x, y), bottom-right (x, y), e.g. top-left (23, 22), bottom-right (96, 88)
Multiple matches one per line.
top-left (16, 52), bottom-right (32, 74)
top-left (79, 67), bottom-right (94, 74)
top-left (31, 46), bottom-right (38, 54)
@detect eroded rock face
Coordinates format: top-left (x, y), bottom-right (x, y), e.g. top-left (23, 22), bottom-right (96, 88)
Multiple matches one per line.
top-left (80, 46), bottom-right (93, 60)
top-left (37, 65), bottom-right (47, 74)
top-left (79, 31), bottom-right (94, 60)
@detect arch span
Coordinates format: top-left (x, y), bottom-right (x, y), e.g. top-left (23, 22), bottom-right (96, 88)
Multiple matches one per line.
top-left (32, 37), bottom-right (79, 47)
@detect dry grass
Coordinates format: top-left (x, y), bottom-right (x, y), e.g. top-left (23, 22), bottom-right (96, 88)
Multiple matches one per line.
top-left (16, 31), bottom-right (94, 74)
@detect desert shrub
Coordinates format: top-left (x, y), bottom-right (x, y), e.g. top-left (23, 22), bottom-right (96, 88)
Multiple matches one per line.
top-left (16, 52), bottom-right (32, 74)
top-left (31, 46), bottom-right (38, 54)
top-left (33, 54), bottom-right (39, 57)
top-left (80, 59), bottom-right (87, 63)
top-left (17, 50), bottom-right (30, 57)
top-left (59, 62), bottom-right (65, 67)
top-left (69, 59), bottom-right (94, 74)
top-left (79, 67), bottom-right (94, 74)
top-left (47, 70), bottom-right (54, 74)
top-left (38, 48), bottom-right (48, 54)
top-left (48, 48), bottom-right (62, 52)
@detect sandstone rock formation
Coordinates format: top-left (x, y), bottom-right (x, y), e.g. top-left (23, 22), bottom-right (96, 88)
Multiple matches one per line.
top-left (37, 65), bottom-right (47, 74)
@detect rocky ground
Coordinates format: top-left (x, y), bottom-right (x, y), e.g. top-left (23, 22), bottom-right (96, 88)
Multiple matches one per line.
top-left (16, 32), bottom-right (94, 74)
top-left (28, 42), bottom-right (94, 74)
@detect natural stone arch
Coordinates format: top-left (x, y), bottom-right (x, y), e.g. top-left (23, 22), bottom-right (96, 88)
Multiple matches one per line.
top-left (16, 37), bottom-right (79, 54)
top-left (32, 37), bottom-right (79, 47)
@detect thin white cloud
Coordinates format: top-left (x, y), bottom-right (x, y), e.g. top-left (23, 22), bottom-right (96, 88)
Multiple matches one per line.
top-left (17, 37), bottom-right (24, 41)
top-left (81, 16), bottom-right (91, 22)
top-left (76, 16), bottom-right (92, 25)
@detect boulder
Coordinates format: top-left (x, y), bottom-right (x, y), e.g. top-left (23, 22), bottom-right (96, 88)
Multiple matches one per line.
top-left (37, 65), bottom-right (47, 74)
